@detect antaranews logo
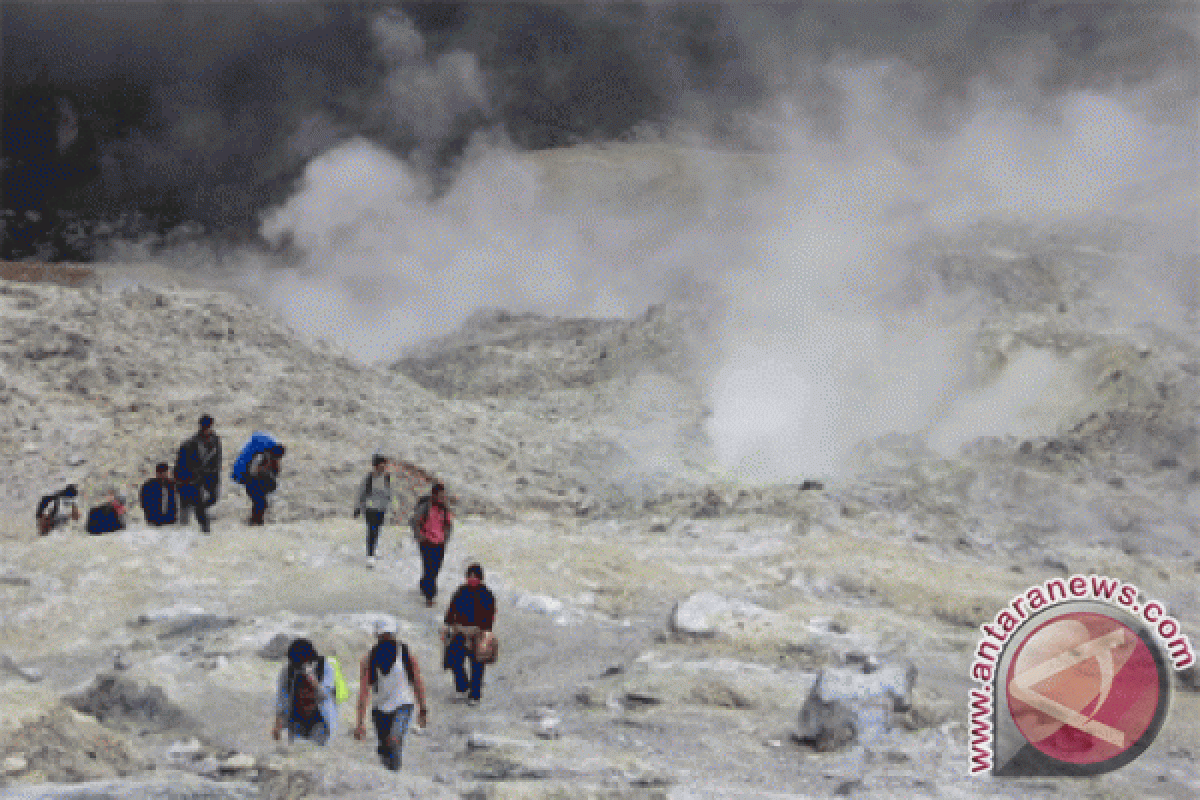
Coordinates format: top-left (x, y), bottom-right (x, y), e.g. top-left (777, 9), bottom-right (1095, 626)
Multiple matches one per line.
top-left (967, 574), bottom-right (1193, 777)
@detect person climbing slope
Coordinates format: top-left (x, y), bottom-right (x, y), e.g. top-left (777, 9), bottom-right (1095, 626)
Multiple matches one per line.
top-left (354, 618), bottom-right (428, 771)
top-left (411, 482), bottom-right (454, 607)
top-left (354, 454), bottom-right (393, 568)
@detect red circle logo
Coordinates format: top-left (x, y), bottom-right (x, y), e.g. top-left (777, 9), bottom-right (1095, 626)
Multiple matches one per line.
top-left (1005, 611), bottom-right (1161, 765)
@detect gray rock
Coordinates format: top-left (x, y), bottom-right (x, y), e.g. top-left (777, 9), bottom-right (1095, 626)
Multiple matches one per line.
top-left (220, 753), bottom-right (257, 772)
top-left (794, 663), bottom-right (917, 752)
top-left (2, 754), bottom-right (28, 775)
top-left (64, 673), bottom-right (193, 734)
top-left (257, 633), bottom-right (293, 661)
top-left (0, 654), bottom-right (43, 683)
top-left (1179, 665), bottom-right (1199, 692)
top-left (156, 614), bottom-right (238, 640)
top-left (5, 775), bottom-right (260, 799)
top-left (669, 591), bottom-right (730, 637)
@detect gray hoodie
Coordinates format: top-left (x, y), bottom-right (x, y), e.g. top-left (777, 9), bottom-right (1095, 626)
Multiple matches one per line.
top-left (355, 471), bottom-right (393, 514)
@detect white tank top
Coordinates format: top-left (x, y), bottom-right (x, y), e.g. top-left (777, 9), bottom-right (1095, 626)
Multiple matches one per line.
top-left (372, 648), bottom-right (416, 712)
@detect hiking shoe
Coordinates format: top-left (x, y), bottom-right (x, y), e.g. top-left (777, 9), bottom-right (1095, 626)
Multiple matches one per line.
top-left (425, 596), bottom-right (434, 608)
top-left (466, 697), bottom-right (480, 707)
top-left (367, 556), bottom-right (376, 569)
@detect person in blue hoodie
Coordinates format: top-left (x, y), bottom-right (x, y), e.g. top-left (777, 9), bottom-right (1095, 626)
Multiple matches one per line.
top-left (140, 463), bottom-right (177, 526)
top-left (86, 490), bottom-right (127, 535)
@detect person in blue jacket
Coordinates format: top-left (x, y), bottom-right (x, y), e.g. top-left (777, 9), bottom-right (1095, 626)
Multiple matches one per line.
top-left (86, 490), bottom-right (127, 535)
top-left (140, 463), bottom-right (177, 526)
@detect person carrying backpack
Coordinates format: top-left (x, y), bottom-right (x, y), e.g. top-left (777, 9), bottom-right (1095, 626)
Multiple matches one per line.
top-left (36, 484), bottom-right (80, 535)
top-left (354, 455), bottom-right (393, 568)
top-left (176, 415), bottom-right (221, 533)
top-left (410, 482), bottom-right (454, 607)
top-left (354, 618), bottom-right (428, 771)
top-left (272, 638), bottom-right (339, 745)
top-left (140, 463), bottom-right (177, 526)
top-left (245, 443), bottom-right (285, 526)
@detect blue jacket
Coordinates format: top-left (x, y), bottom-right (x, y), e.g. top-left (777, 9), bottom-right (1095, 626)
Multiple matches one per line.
top-left (140, 479), bottom-right (177, 525)
top-left (86, 505), bottom-right (125, 535)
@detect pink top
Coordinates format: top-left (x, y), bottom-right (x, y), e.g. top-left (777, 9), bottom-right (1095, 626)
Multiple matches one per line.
top-left (422, 505), bottom-right (448, 545)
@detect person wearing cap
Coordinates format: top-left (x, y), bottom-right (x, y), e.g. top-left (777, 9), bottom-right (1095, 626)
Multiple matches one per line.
top-left (140, 463), bottom-right (178, 526)
top-left (354, 455), bottom-right (394, 568)
top-left (354, 618), bottom-right (428, 771)
top-left (175, 415), bottom-right (222, 533)
top-left (272, 638), bottom-right (338, 745)
top-left (35, 483), bottom-right (80, 535)
top-left (442, 563), bottom-right (496, 706)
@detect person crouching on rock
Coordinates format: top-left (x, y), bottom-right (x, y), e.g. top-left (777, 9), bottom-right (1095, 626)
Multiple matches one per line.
top-left (354, 454), bottom-right (393, 568)
top-left (246, 444), bottom-right (285, 526)
top-left (413, 482), bottom-right (454, 607)
top-left (35, 483), bottom-right (80, 535)
top-left (273, 638), bottom-right (337, 745)
top-left (354, 618), bottom-right (428, 771)
top-left (442, 563), bottom-right (496, 706)
top-left (85, 490), bottom-right (127, 535)
top-left (140, 463), bottom-right (177, 526)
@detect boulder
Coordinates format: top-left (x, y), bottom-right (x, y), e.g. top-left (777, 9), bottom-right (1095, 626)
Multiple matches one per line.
top-left (257, 633), bottom-right (292, 661)
top-left (669, 592), bottom-right (730, 637)
top-left (793, 663), bottom-right (917, 752)
top-left (515, 594), bottom-right (565, 616)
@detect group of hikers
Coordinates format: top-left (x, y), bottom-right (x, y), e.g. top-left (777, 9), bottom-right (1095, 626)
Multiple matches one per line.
top-left (35, 414), bottom-right (465, 596)
top-left (272, 562), bottom-right (497, 770)
top-left (36, 414), bottom-right (285, 535)
top-left (34, 412), bottom-right (501, 773)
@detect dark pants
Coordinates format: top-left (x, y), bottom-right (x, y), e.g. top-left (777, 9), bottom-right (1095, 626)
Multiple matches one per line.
top-left (365, 510), bottom-right (385, 556)
top-left (446, 635), bottom-right (485, 700)
top-left (246, 475), bottom-right (277, 517)
top-left (178, 484), bottom-right (210, 533)
top-left (371, 705), bottom-right (413, 770)
top-left (419, 542), bottom-right (445, 601)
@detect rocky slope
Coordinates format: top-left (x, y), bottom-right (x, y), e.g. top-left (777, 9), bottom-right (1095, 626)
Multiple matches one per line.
top-left (1, 218), bottom-right (1199, 799)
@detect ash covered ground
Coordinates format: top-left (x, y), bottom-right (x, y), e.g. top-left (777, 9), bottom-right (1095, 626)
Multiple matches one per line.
top-left (1, 214), bottom-right (1199, 799)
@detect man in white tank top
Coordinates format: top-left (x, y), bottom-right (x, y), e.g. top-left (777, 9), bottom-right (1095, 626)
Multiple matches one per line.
top-left (354, 617), bottom-right (428, 771)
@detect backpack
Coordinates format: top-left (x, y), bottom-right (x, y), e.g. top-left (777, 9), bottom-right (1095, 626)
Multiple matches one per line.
top-left (86, 505), bottom-right (123, 535)
top-left (369, 642), bottom-right (416, 688)
top-left (35, 494), bottom-right (58, 519)
top-left (408, 496), bottom-right (430, 538)
top-left (327, 657), bottom-right (349, 704)
top-left (231, 432), bottom-right (280, 485)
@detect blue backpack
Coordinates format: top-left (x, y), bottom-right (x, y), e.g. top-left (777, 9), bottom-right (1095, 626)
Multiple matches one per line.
top-left (231, 432), bottom-right (280, 485)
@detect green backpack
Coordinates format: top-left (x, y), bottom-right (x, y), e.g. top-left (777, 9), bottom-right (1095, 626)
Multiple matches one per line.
top-left (328, 657), bottom-right (350, 704)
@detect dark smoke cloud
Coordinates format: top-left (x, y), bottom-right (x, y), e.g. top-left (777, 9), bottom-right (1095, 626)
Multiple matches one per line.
top-left (2, 2), bottom-right (1195, 260)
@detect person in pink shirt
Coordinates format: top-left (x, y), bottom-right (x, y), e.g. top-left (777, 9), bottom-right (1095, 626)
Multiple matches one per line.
top-left (413, 482), bottom-right (454, 607)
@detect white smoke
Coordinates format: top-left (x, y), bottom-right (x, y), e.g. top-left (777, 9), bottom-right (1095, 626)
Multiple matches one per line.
top-left (242, 14), bottom-right (1196, 481)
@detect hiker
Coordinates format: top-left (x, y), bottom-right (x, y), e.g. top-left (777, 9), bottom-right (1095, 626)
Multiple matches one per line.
top-left (140, 463), bottom-right (177, 526)
top-left (412, 482), bottom-right (454, 607)
top-left (176, 415), bottom-right (222, 533)
top-left (245, 443), bottom-right (285, 526)
top-left (272, 638), bottom-right (338, 745)
top-left (354, 455), bottom-right (393, 568)
top-left (442, 563), bottom-right (496, 706)
top-left (35, 484), bottom-right (80, 535)
top-left (354, 618), bottom-right (428, 771)
top-left (86, 490), bottom-right (127, 535)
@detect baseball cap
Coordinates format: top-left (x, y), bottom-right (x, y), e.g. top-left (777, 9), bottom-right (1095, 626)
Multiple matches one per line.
top-left (374, 617), bottom-right (398, 636)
